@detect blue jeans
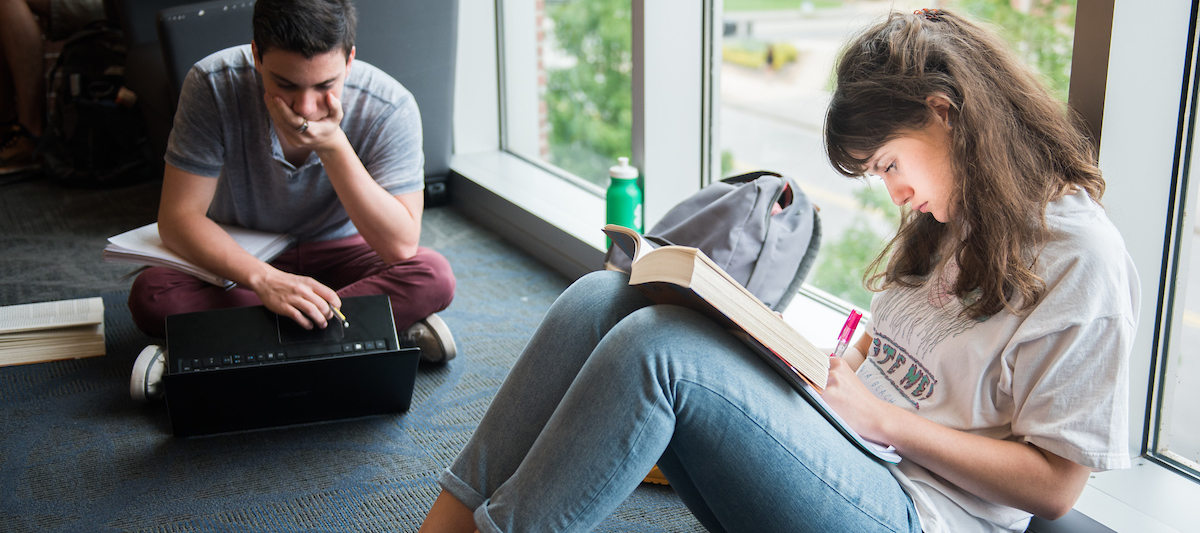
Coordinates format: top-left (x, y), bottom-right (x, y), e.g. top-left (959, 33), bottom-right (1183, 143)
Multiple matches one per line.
top-left (439, 271), bottom-right (921, 533)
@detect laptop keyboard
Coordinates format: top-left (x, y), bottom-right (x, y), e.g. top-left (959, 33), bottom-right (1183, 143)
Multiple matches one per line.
top-left (173, 338), bottom-right (393, 373)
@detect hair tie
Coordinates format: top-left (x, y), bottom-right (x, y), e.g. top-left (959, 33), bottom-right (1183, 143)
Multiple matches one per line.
top-left (914, 8), bottom-right (944, 22)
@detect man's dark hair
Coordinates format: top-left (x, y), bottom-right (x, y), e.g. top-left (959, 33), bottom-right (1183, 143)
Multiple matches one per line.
top-left (253, 0), bottom-right (357, 59)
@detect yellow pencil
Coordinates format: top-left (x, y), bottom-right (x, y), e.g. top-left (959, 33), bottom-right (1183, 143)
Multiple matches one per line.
top-left (331, 306), bottom-right (349, 328)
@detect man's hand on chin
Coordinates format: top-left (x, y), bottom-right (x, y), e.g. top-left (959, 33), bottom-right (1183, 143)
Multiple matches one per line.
top-left (265, 92), bottom-right (348, 153)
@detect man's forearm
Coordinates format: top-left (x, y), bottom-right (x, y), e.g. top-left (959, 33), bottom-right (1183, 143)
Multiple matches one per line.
top-left (317, 138), bottom-right (422, 263)
top-left (158, 213), bottom-right (277, 288)
top-left (266, 89), bottom-right (422, 263)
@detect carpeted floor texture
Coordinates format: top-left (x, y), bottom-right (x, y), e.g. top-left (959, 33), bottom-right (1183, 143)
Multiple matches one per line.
top-left (0, 178), bottom-right (705, 532)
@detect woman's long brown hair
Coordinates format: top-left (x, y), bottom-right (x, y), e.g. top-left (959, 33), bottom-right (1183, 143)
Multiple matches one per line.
top-left (824, 10), bottom-right (1104, 319)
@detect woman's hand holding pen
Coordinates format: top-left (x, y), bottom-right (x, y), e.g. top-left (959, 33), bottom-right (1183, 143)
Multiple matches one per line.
top-left (822, 357), bottom-right (894, 444)
top-left (822, 310), bottom-right (890, 441)
top-left (245, 266), bottom-right (341, 330)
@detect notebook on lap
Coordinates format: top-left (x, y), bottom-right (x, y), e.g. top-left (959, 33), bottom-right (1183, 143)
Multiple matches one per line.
top-left (163, 294), bottom-right (419, 437)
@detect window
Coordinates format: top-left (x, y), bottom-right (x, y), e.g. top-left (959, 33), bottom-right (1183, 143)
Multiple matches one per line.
top-left (1076, 0), bottom-right (1200, 528)
top-left (717, 0), bottom-right (1078, 309)
top-left (502, 0), bottom-right (632, 191)
top-left (1148, 23), bottom-right (1200, 481)
top-left (1154, 175), bottom-right (1200, 478)
top-left (453, 0), bottom-right (706, 278)
top-left (497, 0), bottom-right (709, 227)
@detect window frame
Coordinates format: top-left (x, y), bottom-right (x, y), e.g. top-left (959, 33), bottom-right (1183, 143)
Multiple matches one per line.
top-left (1135, 0), bottom-right (1200, 485)
top-left (1097, 0), bottom-right (1194, 472)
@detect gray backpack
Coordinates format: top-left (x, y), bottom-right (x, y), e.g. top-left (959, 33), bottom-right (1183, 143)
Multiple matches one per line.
top-left (605, 170), bottom-right (821, 311)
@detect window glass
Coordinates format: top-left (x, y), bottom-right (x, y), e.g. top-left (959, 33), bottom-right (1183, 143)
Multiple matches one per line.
top-left (718, 0), bottom-right (1077, 309)
top-left (1156, 131), bottom-right (1200, 477)
top-left (504, 0), bottom-right (633, 190)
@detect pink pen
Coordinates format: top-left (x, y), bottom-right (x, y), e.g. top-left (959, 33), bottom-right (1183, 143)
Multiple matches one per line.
top-left (832, 310), bottom-right (863, 358)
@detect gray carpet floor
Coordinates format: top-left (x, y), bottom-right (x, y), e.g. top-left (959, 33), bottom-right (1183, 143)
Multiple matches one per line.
top-left (0, 178), bottom-right (704, 532)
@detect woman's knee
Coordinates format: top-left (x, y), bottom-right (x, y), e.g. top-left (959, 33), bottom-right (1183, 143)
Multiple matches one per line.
top-left (593, 306), bottom-right (712, 367)
top-left (562, 270), bottom-right (629, 301)
top-left (595, 305), bottom-right (752, 382)
top-left (545, 270), bottom-right (646, 327)
top-left (607, 305), bottom-right (712, 346)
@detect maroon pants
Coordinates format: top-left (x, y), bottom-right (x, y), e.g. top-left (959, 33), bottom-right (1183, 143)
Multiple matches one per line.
top-left (128, 234), bottom-right (456, 338)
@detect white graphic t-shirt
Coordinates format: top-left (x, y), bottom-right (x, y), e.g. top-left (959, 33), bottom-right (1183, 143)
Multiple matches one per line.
top-left (857, 189), bottom-right (1139, 533)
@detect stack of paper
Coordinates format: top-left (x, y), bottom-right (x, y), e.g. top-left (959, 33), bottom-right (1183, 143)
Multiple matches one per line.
top-left (103, 223), bottom-right (295, 288)
top-left (0, 297), bottom-right (105, 366)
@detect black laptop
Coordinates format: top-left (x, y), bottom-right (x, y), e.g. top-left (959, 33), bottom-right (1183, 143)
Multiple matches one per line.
top-left (163, 294), bottom-right (420, 437)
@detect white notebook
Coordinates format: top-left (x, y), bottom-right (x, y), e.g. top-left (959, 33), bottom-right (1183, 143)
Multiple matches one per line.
top-left (103, 223), bottom-right (294, 288)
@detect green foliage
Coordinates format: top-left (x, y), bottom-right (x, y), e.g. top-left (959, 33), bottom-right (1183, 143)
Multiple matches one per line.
top-left (856, 182), bottom-right (899, 220)
top-left (955, 0), bottom-right (1076, 102)
top-left (721, 150), bottom-right (735, 176)
top-left (810, 219), bottom-right (883, 308)
top-left (809, 184), bottom-right (896, 309)
top-left (545, 0), bottom-right (633, 186)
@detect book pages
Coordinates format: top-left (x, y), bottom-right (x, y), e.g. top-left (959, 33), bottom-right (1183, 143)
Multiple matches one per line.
top-left (0, 298), bottom-right (106, 366)
top-left (0, 297), bottom-right (104, 334)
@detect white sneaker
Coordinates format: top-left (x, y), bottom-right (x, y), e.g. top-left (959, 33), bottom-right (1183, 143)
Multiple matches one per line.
top-left (404, 313), bottom-right (457, 364)
top-left (130, 344), bottom-right (166, 402)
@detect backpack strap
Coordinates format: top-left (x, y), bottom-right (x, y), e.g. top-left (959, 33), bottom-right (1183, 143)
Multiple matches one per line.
top-left (643, 235), bottom-right (674, 247)
top-left (720, 170), bottom-right (783, 185)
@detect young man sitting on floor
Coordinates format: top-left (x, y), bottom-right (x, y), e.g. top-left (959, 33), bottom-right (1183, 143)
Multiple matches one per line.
top-left (127, 0), bottom-right (456, 401)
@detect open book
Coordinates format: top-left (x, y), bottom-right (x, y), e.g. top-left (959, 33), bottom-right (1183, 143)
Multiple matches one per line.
top-left (104, 223), bottom-right (295, 289)
top-left (0, 297), bottom-right (105, 366)
top-left (604, 224), bottom-right (899, 464)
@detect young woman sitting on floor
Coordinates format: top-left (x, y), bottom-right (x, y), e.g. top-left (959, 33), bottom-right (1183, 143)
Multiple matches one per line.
top-left (418, 9), bottom-right (1139, 533)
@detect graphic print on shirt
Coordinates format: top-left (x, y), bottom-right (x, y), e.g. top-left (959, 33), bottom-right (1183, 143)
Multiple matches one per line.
top-left (873, 276), bottom-right (981, 356)
top-left (867, 333), bottom-right (938, 408)
top-left (866, 281), bottom-right (980, 409)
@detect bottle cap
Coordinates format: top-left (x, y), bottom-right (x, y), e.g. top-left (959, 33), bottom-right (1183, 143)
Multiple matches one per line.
top-left (609, 157), bottom-right (639, 179)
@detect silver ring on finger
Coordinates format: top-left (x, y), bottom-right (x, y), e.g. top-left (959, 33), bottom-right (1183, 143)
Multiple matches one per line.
top-left (297, 119), bottom-right (309, 134)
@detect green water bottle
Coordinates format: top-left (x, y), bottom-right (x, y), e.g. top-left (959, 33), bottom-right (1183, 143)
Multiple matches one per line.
top-left (606, 157), bottom-right (643, 245)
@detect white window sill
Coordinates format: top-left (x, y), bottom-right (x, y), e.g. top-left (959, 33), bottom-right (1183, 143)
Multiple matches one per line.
top-left (1076, 459), bottom-right (1197, 533)
top-left (449, 150), bottom-right (607, 280)
top-left (448, 149), bottom-right (1200, 533)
